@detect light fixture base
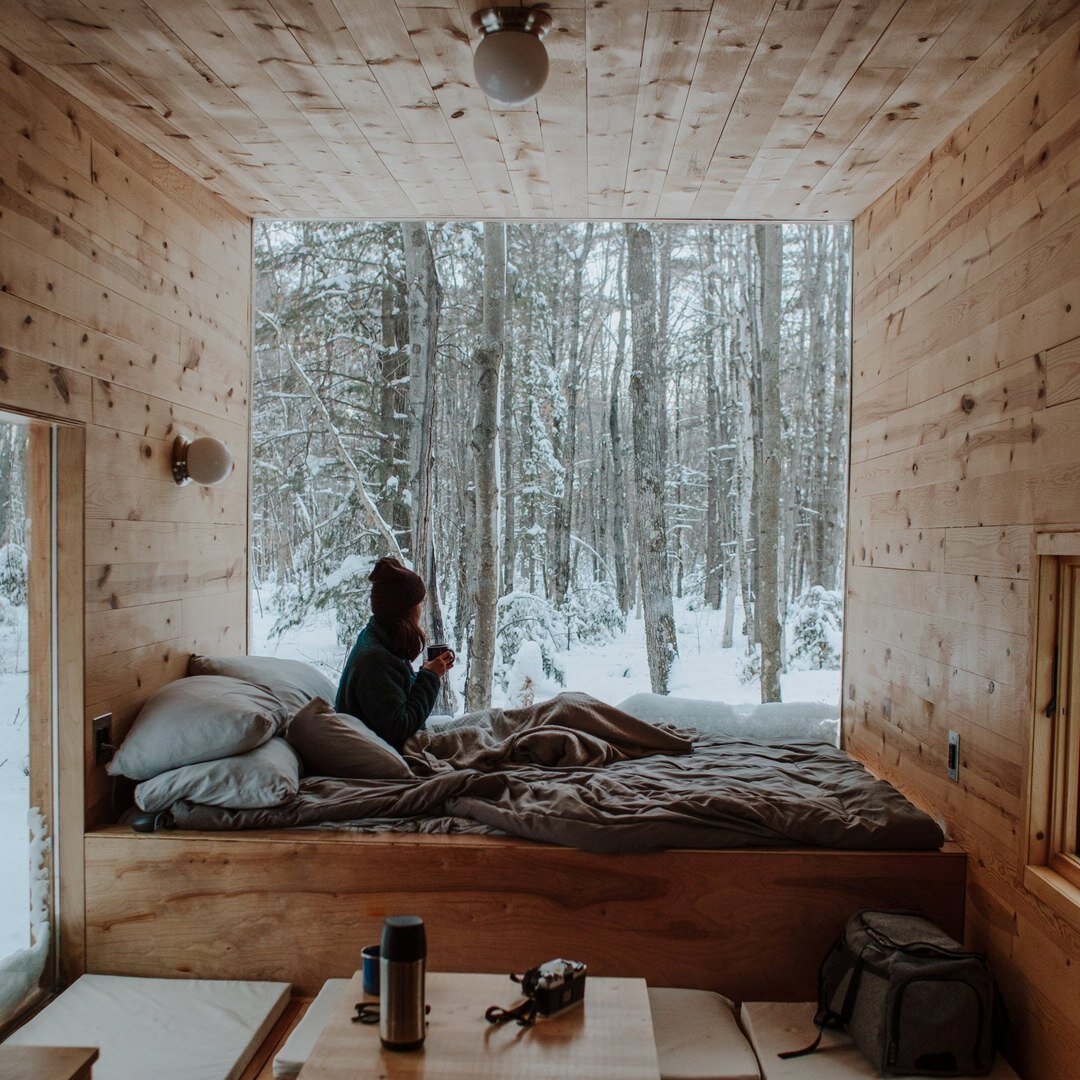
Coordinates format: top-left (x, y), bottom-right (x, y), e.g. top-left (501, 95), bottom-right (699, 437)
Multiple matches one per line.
top-left (472, 5), bottom-right (552, 39)
top-left (171, 434), bottom-right (193, 486)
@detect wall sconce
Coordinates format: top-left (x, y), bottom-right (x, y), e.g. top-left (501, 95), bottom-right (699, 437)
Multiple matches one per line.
top-left (472, 6), bottom-right (553, 107)
top-left (171, 435), bottom-right (233, 487)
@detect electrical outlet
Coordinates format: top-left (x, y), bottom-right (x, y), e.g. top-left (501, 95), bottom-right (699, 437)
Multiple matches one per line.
top-left (93, 713), bottom-right (113, 766)
top-left (947, 730), bottom-right (960, 782)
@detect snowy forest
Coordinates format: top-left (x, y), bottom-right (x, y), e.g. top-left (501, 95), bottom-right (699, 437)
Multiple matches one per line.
top-left (252, 221), bottom-right (851, 712)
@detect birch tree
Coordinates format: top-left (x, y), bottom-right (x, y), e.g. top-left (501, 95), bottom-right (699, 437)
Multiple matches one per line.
top-left (754, 224), bottom-right (783, 702)
top-left (625, 223), bottom-right (678, 693)
top-left (465, 222), bottom-right (505, 710)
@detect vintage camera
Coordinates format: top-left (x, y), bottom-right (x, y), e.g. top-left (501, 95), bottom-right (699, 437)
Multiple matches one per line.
top-left (520, 958), bottom-right (587, 1017)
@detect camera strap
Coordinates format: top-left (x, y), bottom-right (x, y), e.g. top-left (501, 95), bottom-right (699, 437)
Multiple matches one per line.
top-left (484, 997), bottom-right (539, 1027)
top-left (486, 971), bottom-right (539, 1026)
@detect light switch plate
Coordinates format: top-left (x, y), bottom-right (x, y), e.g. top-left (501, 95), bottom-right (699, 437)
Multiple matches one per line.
top-left (947, 730), bottom-right (960, 782)
top-left (93, 713), bottom-right (113, 766)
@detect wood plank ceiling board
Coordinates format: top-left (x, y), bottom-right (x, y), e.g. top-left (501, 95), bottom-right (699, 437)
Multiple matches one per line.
top-left (584, 0), bottom-right (647, 218)
top-left (1, 0), bottom-right (1080, 220)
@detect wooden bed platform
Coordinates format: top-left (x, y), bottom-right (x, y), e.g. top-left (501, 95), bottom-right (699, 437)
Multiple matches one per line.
top-left (83, 827), bottom-right (966, 1001)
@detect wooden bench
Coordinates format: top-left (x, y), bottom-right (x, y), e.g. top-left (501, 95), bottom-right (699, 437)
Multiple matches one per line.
top-left (83, 827), bottom-right (967, 1001)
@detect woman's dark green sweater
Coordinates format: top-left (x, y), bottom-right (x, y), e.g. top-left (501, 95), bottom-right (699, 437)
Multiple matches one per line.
top-left (335, 616), bottom-right (440, 750)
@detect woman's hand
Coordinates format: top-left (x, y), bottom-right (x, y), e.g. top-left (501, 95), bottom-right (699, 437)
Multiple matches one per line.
top-left (421, 650), bottom-right (455, 677)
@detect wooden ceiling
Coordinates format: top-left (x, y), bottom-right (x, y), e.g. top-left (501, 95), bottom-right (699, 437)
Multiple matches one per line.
top-left (2, 0), bottom-right (1078, 221)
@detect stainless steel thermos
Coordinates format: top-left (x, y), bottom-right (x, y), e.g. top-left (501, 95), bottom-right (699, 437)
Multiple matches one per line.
top-left (379, 915), bottom-right (426, 1050)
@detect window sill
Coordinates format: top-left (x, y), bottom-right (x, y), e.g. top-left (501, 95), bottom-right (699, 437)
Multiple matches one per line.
top-left (1024, 864), bottom-right (1080, 927)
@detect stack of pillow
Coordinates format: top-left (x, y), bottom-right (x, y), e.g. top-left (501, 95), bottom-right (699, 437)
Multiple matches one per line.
top-left (106, 655), bottom-right (412, 815)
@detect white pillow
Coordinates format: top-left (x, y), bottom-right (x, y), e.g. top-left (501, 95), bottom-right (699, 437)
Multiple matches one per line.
top-left (134, 738), bottom-right (301, 812)
top-left (108, 675), bottom-right (288, 780)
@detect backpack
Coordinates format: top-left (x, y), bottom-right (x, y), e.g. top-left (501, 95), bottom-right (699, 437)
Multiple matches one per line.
top-left (781, 910), bottom-right (1004, 1076)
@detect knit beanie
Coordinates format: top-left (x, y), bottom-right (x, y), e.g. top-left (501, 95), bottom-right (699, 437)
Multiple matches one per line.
top-left (369, 556), bottom-right (426, 619)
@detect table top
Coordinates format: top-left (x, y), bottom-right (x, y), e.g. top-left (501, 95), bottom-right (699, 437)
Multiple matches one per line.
top-left (298, 972), bottom-right (661, 1079)
top-left (0, 1045), bottom-right (98, 1080)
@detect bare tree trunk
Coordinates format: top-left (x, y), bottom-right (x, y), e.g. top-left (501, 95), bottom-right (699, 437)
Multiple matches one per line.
top-left (378, 264), bottom-right (409, 536)
top-left (552, 224), bottom-right (594, 606)
top-left (703, 227), bottom-right (722, 609)
top-left (754, 224), bottom-right (783, 702)
top-left (465, 222), bottom-right (505, 711)
top-left (500, 238), bottom-right (517, 594)
top-left (609, 253), bottom-right (630, 614)
top-left (625, 223), bottom-right (678, 693)
top-left (401, 221), bottom-right (455, 712)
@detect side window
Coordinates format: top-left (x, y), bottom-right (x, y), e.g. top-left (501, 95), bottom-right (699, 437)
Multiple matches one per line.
top-left (0, 419), bottom-right (55, 1029)
top-left (1028, 545), bottom-right (1080, 909)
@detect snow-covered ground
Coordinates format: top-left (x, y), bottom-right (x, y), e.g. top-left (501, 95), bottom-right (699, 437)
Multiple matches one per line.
top-left (250, 583), bottom-right (841, 715)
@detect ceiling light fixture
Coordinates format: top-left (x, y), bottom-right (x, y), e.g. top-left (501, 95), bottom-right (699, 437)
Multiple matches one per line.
top-left (172, 435), bottom-right (234, 487)
top-left (472, 6), bottom-right (553, 107)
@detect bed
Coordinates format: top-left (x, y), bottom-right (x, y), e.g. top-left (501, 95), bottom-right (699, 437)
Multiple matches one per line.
top-left (83, 656), bottom-right (965, 1000)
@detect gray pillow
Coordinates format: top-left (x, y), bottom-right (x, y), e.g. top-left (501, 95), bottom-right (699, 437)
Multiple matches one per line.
top-left (188, 653), bottom-right (338, 714)
top-left (286, 697), bottom-right (411, 780)
top-left (107, 675), bottom-right (288, 780)
top-left (134, 737), bottom-right (301, 812)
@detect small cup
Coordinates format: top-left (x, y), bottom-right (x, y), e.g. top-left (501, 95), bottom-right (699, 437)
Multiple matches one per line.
top-left (426, 644), bottom-right (450, 661)
top-left (361, 944), bottom-right (381, 997)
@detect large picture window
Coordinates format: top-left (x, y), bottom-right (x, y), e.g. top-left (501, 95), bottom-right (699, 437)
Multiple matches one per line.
top-left (249, 221), bottom-right (850, 725)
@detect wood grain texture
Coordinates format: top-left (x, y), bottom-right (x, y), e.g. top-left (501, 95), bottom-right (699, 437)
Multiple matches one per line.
top-left (0, 1046), bottom-right (98, 1080)
top-left (0, 1), bottom-right (1077, 220)
top-left (301, 973), bottom-right (660, 1079)
top-left (845, 21), bottom-right (1080, 1080)
top-left (83, 828), bottom-right (966, 1002)
top-left (0, 49), bottom-right (251, 843)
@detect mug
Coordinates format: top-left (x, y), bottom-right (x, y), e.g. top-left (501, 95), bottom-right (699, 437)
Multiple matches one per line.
top-left (361, 944), bottom-right (380, 996)
top-left (426, 644), bottom-right (451, 661)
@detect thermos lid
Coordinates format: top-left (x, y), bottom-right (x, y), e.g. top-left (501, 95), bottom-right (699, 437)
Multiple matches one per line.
top-left (381, 915), bottom-right (426, 962)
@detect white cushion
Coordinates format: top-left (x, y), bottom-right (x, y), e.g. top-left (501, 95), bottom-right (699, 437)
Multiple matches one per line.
top-left (6, 974), bottom-right (290, 1080)
top-left (648, 987), bottom-right (761, 1080)
top-left (273, 979), bottom-right (350, 1079)
top-left (740, 1002), bottom-right (1019, 1079)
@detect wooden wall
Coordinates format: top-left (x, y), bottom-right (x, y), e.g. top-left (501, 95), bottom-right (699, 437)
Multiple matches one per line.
top-left (0, 44), bottom-right (252, 835)
top-left (845, 22), bottom-right (1080, 1080)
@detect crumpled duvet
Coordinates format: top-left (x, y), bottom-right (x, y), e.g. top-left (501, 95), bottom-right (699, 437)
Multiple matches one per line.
top-left (167, 693), bottom-right (944, 854)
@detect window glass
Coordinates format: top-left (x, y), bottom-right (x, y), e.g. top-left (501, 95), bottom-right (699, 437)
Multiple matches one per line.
top-left (0, 419), bottom-right (52, 1027)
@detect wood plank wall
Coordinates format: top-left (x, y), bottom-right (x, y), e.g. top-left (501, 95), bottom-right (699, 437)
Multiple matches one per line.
top-left (845, 23), bottom-right (1080, 1080)
top-left (0, 44), bottom-right (252, 830)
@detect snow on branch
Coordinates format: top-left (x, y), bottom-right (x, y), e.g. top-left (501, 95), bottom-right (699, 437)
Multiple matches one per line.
top-left (256, 310), bottom-right (405, 562)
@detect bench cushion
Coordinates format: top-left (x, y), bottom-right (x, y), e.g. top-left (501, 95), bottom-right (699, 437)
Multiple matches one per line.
top-left (5, 974), bottom-right (290, 1080)
top-left (740, 1002), bottom-right (1019, 1079)
top-left (647, 988), bottom-right (761, 1080)
top-left (273, 978), bottom-right (350, 1079)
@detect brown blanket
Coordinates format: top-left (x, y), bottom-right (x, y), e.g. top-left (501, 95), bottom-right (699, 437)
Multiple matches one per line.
top-left (403, 692), bottom-right (694, 774)
top-left (167, 695), bottom-right (944, 854)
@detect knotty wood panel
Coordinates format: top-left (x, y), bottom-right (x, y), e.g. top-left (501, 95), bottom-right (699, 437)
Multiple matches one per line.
top-left (0, 49), bottom-right (251, 843)
top-left (0, 1), bottom-right (1077, 221)
top-left (845, 22), bottom-right (1080, 1080)
top-left (83, 828), bottom-right (966, 1001)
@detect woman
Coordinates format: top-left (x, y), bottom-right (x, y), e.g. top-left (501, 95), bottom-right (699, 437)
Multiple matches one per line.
top-left (335, 556), bottom-right (455, 750)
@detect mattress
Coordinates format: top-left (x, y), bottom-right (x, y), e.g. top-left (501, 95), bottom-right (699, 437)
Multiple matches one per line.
top-left (5, 974), bottom-right (290, 1080)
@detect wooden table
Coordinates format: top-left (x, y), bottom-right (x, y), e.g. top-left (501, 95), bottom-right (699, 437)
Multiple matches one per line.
top-left (298, 972), bottom-right (661, 1079)
top-left (0, 1046), bottom-right (98, 1080)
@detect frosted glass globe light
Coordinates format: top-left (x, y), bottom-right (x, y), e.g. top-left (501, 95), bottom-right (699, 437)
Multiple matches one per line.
top-left (472, 7), bottom-right (553, 107)
top-left (474, 30), bottom-right (549, 106)
top-left (172, 435), bottom-right (234, 487)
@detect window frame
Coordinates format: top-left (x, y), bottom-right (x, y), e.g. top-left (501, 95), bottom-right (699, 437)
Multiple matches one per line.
top-left (1025, 533), bottom-right (1080, 919)
top-left (0, 414), bottom-right (84, 1034)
